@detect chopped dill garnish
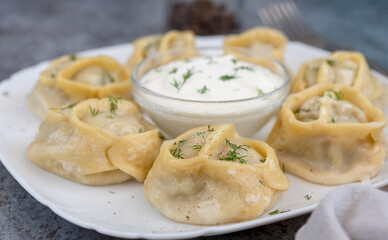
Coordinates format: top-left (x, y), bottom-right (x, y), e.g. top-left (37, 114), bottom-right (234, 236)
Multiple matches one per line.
top-left (191, 145), bottom-right (202, 149)
top-left (108, 95), bottom-right (120, 114)
top-left (138, 128), bottom-right (144, 133)
top-left (331, 116), bottom-right (336, 123)
top-left (269, 209), bottom-right (290, 215)
top-left (2, 91), bottom-right (9, 96)
top-left (282, 163), bottom-right (285, 173)
top-left (169, 68), bottom-right (177, 74)
top-left (326, 59), bottom-right (337, 66)
top-left (207, 57), bottom-right (214, 65)
top-left (219, 75), bottom-right (238, 81)
top-left (145, 41), bottom-right (154, 51)
top-left (50, 73), bottom-right (56, 78)
top-left (170, 139), bottom-right (186, 159)
top-left (170, 67), bottom-right (196, 92)
top-left (106, 115), bottom-right (113, 119)
top-left (89, 105), bottom-right (100, 117)
top-left (183, 67), bottom-right (195, 82)
top-left (197, 131), bottom-right (206, 136)
top-left (184, 58), bottom-right (191, 63)
top-left (69, 54), bottom-right (77, 61)
top-left (260, 158), bottom-right (266, 163)
top-left (171, 78), bottom-right (180, 91)
top-left (325, 89), bottom-right (344, 100)
top-left (102, 72), bottom-right (115, 84)
top-left (257, 88), bottom-right (264, 96)
top-left (159, 135), bottom-right (166, 140)
top-left (304, 194), bottom-right (312, 200)
top-left (219, 139), bottom-right (250, 164)
top-left (52, 102), bottom-right (77, 110)
top-left (295, 108), bottom-right (311, 114)
top-left (207, 125), bottom-right (214, 131)
top-left (234, 66), bottom-right (254, 72)
top-left (259, 180), bottom-right (266, 186)
top-left (197, 85), bottom-right (210, 94)
top-left (231, 59), bottom-right (237, 64)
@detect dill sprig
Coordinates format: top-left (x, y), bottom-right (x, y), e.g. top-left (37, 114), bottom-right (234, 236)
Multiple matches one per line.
top-left (207, 125), bottom-right (214, 131)
top-left (326, 59), bottom-right (337, 66)
top-left (269, 209), bottom-right (290, 215)
top-left (259, 180), bottom-right (266, 186)
top-left (325, 89), bottom-right (344, 100)
top-left (102, 72), bottom-right (115, 84)
top-left (197, 85), bottom-right (210, 94)
top-left (219, 139), bottom-right (250, 164)
top-left (304, 194), bottom-right (312, 200)
top-left (231, 59), bottom-right (237, 64)
top-left (295, 108), bottom-right (311, 114)
top-left (234, 66), bottom-right (254, 72)
top-left (219, 75), bottom-right (238, 81)
top-left (108, 95), bottom-right (120, 114)
top-left (191, 145), bottom-right (202, 149)
top-left (207, 57), bottom-right (214, 65)
top-left (197, 131), bottom-right (206, 136)
top-left (170, 67), bottom-right (196, 92)
top-left (169, 68), bottom-right (177, 74)
top-left (51, 102), bottom-right (77, 110)
top-left (89, 105), bottom-right (100, 117)
top-left (69, 54), bottom-right (77, 61)
top-left (170, 139), bottom-right (187, 159)
top-left (257, 88), bottom-right (264, 96)
top-left (331, 116), bottom-right (336, 123)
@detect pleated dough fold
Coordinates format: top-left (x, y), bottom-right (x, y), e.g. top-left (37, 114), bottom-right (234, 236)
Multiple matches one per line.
top-left (144, 124), bottom-right (289, 225)
top-left (224, 27), bottom-right (288, 62)
top-left (290, 51), bottom-right (386, 107)
top-left (27, 98), bottom-right (161, 185)
top-left (28, 55), bottom-right (131, 119)
top-left (267, 84), bottom-right (386, 185)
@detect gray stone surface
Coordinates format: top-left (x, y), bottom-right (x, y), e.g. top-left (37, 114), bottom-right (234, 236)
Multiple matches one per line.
top-left (0, 0), bottom-right (387, 239)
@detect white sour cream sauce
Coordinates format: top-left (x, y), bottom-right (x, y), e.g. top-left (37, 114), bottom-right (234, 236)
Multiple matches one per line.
top-left (142, 55), bottom-right (283, 101)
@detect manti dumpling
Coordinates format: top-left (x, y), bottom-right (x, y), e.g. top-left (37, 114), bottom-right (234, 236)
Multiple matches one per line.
top-left (290, 51), bottom-right (386, 107)
top-left (126, 30), bottom-right (195, 74)
top-left (28, 55), bottom-right (131, 119)
top-left (27, 98), bottom-right (161, 185)
top-left (267, 84), bottom-right (386, 185)
top-left (224, 27), bottom-right (288, 62)
top-left (144, 124), bottom-right (289, 225)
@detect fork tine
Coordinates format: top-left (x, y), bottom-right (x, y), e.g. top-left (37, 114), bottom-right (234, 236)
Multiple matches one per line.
top-left (258, 0), bottom-right (324, 45)
top-left (281, 1), bottom-right (322, 42)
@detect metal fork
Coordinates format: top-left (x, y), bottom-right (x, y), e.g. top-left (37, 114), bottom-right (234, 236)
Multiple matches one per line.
top-left (257, 0), bottom-right (388, 76)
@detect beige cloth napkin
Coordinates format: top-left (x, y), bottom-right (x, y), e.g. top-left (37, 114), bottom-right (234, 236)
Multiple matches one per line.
top-left (296, 183), bottom-right (388, 240)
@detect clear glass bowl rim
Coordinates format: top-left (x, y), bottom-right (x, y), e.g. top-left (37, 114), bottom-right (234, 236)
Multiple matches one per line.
top-left (131, 46), bottom-right (291, 104)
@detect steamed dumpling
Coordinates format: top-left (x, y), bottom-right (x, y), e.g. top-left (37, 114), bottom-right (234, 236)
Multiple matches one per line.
top-left (144, 124), bottom-right (289, 225)
top-left (28, 55), bottom-right (131, 119)
top-left (224, 27), bottom-right (288, 62)
top-left (27, 98), bottom-right (161, 185)
top-left (267, 84), bottom-right (386, 185)
top-left (290, 51), bottom-right (386, 108)
top-left (126, 30), bottom-right (195, 74)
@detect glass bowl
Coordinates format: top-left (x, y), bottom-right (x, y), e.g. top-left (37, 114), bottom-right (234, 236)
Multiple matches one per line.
top-left (131, 46), bottom-right (290, 138)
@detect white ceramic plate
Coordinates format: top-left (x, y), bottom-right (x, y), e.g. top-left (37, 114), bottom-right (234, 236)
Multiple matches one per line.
top-left (0, 36), bottom-right (388, 239)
